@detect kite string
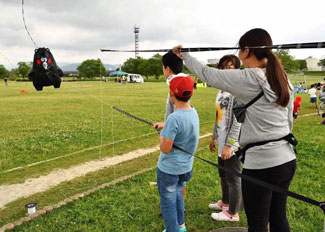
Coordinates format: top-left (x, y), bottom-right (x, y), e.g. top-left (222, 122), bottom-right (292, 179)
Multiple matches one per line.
top-left (111, 93), bottom-right (117, 187)
top-left (98, 54), bottom-right (117, 187)
top-left (0, 50), bottom-right (15, 68)
top-left (100, 41), bottom-right (325, 53)
top-left (99, 58), bottom-right (104, 160)
top-left (22, 0), bottom-right (38, 48)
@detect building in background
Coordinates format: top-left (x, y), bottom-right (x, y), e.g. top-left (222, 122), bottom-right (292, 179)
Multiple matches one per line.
top-left (305, 57), bottom-right (322, 71)
top-left (207, 58), bottom-right (219, 65)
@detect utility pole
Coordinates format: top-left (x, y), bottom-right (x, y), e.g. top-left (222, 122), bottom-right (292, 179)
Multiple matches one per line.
top-left (134, 25), bottom-right (140, 58)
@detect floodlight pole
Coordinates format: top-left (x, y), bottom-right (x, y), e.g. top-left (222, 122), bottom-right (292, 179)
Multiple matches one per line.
top-left (134, 25), bottom-right (140, 58)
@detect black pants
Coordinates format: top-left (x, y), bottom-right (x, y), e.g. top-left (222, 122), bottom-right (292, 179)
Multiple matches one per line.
top-left (218, 156), bottom-right (243, 215)
top-left (242, 159), bottom-right (296, 232)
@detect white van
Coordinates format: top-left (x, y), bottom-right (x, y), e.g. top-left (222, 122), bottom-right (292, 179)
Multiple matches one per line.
top-left (126, 74), bottom-right (144, 83)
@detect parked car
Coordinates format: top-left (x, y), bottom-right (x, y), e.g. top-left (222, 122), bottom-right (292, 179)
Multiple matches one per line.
top-left (127, 74), bottom-right (144, 83)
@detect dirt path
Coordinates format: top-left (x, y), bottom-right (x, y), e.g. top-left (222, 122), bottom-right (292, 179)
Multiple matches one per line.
top-left (0, 133), bottom-right (211, 209)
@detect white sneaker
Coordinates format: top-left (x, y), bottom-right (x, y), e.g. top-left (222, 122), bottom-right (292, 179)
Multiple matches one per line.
top-left (208, 200), bottom-right (229, 211)
top-left (211, 210), bottom-right (239, 222)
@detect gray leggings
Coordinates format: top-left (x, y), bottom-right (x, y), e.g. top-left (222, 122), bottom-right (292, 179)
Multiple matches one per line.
top-left (218, 156), bottom-right (243, 215)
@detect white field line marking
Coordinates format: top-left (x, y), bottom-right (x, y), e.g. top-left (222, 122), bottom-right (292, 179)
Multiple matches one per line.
top-left (0, 133), bottom-right (211, 209)
top-left (0, 166), bottom-right (157, 232)
top-left (2, 132), bottom-right (156, 173)
top-left (3, 121), bottom-right (214, 174)
top-left (300, 113), bottom-right (318, 117)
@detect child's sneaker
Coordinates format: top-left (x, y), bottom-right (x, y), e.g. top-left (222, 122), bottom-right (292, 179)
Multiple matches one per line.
top-left (208, 200), bottom-right (229, 211)
top-left (162, 226), bottom-right (186, 232)
top-left (211, 210), bottom-right (239, 222)
top-left (179, 225), bottom-right (186, 232)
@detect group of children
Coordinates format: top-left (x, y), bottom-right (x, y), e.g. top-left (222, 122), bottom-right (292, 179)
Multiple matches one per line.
top-left (154, 52), bottom-right (244, 232)
top-left (293, 83), bottom-right (325, 124)
top-left (155, 34), bottom-right (323, 231)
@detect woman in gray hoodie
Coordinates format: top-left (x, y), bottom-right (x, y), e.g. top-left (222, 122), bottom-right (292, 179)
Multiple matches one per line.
top-left (173, 28), bottom-right (296, 232)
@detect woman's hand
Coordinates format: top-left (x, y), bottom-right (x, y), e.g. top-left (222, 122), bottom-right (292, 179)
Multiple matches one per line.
top-left (221, 145), bottom-right (232, 160)
top-left (209, 138), bottom-right (217, 153)
top-left (173, 45), bottom-right (184, 58)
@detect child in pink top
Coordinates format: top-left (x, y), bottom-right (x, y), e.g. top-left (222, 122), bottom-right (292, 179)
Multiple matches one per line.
top-left (293, 96), bottom-right (301, 123)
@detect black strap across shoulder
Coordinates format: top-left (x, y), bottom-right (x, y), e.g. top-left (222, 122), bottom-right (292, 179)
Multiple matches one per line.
top-left (232, 91), bottom-right (264, 123)
top-left (112, 106), bottom-right (325, 215)
top-left (172, 139), bottom-right (325, 215)
top-left (245, 91), bottom-right (264, 108)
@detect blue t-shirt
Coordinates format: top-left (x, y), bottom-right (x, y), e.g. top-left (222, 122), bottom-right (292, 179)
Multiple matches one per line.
top-left (158, 108), bottom-right (200, 175)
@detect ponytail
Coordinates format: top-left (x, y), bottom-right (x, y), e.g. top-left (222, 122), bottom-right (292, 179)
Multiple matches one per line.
top-left (266, 53), bottom-right (291, 107)
top-left (239, 28), bottom-right (292, 107)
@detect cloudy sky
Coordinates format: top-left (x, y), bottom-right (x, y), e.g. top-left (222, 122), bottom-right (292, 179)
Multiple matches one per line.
top-left (0, 0), bottom-right (324, 69)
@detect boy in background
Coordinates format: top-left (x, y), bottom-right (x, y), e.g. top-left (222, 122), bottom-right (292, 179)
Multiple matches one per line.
top-left (157, 55), bottom-right (199, 232)
top-left (154, 52), bottom-right (189, 128)
top-left (154, 52), bottom-right (190, 204)
top-left (308, 84), bottom-right (318, 109)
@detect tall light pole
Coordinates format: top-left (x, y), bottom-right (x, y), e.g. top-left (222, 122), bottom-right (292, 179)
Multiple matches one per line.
top-left (134, 25), bottom-right (140, 58)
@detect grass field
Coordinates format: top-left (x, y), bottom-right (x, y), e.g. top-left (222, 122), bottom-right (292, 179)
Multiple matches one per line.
top-left (0, 75), bottom-right (324, 231)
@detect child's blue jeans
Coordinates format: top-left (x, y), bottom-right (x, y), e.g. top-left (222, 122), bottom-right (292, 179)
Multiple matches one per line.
top-left (157, 168), bottom-right (192, 232)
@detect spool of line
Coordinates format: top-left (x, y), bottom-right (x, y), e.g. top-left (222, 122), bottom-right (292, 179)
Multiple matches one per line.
top-left (149, 181), bottom-right (157, 187)
top-left (25, 202), bottom-right (37, 216)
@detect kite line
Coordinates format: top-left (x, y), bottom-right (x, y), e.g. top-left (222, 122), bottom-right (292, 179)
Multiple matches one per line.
top-left (101, 41), bottom-right (325, 53)
top-left (112, 106), bottom-right (325, 216)
top-left (22, 0), bottom-right (38, 48)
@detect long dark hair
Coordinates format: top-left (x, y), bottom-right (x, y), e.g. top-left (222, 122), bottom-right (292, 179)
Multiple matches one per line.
top-left (239, 28), bottom-right (291, 107)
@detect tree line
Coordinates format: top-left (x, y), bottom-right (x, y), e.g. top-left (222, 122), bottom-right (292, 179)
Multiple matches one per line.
top-left (77, 54), bottom-right (188, 79)
top-left (0, 62), bottom-right (32, 80)
top-left (1, 51), bottom-right (324, 80)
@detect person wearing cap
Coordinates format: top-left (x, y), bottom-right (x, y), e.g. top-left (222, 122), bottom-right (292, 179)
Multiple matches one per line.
top-left (154, 52), bottom-right (190, 129)
top-left (157, 71), bottom-right (199, 232)
top-left (153, 52), bottom-right (191, 214)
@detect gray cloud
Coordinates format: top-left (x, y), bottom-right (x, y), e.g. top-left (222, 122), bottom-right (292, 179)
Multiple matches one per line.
top-left (0, 0), bottom-right (324, 68)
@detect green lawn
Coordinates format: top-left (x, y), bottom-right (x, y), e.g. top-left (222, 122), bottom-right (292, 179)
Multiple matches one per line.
top-left (0, 81), bottom-right (216, 173)
top-left (1, 77), bottom-right (324, 231)
top-left (288, 74), bottom-right (324, 88)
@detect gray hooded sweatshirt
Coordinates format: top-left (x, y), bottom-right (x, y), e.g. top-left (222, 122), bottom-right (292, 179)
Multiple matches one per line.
top-left (183, 53), bottom-right (296, 169)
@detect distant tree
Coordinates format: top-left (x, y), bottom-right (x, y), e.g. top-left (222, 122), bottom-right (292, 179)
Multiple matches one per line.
top-left (183, 65), bottom-right (192, 74)
top-left (122, 55), bottom-right (163, 78)
top-left (274, 50), bottom-right (299, 72)
top-left (10, 68), bottom-right (19, 76)
top-left (77, 59), bottom-right (106, 78)
top-left (318, 58), bottom-right (325, 68)
top-left (0, 65), bottom-right (10, 79)
top-left (297, 59), bottom-right (307, 70)
top-left (122, 57), bottom-right (146, 74)
top-left (138, 59), bottom-right (149, 77)
top-left (207, 64), bottom-right (218, 68)
top-left (146, 54), bottom-right (163, 78)
top-left (17, 62), bottom-right (32, 78)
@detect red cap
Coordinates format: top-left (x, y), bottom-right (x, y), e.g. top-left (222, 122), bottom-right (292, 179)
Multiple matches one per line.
top-left (169, 76), bottom-right (193, 98)
top-left (295, 96), bottom-right (302, 103)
